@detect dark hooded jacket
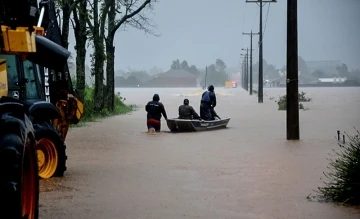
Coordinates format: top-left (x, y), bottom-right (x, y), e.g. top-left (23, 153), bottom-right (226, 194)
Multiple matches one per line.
top-left (178, 99), bottom-right (201, 120)
top-left (201, 85), bottom-right (216, 107)
top-left (145, 94), bottom-right (168, 120)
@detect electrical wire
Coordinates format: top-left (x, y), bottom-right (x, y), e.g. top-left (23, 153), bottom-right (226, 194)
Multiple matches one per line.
top-left (262, 3), bottom-right (271, 39)
top-left (238, 1), bottom-right (248, 71)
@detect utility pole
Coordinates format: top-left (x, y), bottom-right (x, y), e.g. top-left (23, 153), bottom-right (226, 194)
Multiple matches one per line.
top-left (240, 54), bottom-right (247, 91)
top-left (241, 52), bottom-right (248, 91)
top-left (243, 30), bottom-right (259, 95)
top-left (242, 60), bottom-right (245, 89)
top-left (241, 50), bottom-right (249, 91)
top-left (246, 48), bottom-right (249, 91)
top-left (246, 0), bottom-right (277, 103)
top-left (286, 0), bottom-right (299, 140)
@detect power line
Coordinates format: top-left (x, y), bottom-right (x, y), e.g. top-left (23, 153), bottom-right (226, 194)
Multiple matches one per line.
top-left (246, 0), bottom-right (277, 103)
top-left (240, 2), bottom-right (248, 52)
top-left (263, 4), bottom-right (271, 38)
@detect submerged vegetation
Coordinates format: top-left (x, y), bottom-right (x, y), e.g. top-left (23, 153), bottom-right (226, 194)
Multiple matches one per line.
top-left (276, 91), bottom-right (311, 110)
top-left (71, 81), bottom-right (135, 127)
top-left (316, 129), bottom-right (360, 205)
top-left (81, 86), bottom-right (135, 122)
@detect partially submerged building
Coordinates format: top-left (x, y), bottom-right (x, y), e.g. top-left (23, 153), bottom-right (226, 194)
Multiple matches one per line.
top-left (268, 75), bottom-right (319, 87)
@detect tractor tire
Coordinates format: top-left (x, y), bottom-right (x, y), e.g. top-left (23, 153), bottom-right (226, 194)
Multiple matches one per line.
top-left (0, 114), bottom-right (39, 219)
top-left (33, 122), bottom-right (67, 179)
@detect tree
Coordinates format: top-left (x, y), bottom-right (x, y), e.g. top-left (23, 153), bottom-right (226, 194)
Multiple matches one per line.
top-left (349, 69), bottom-right (360, 81)
top-left (201, 62), bottom-right (228, 86)
top-left (215, 59), bottom-right (227, 72)
top-left (188, 65), bottom-right (200, 76)
top-left (149, 66), bottom-right (163, 75)
top-left (336, 64), bottom-right (349, 77)
top-left (298, 56), bottom-right (309, 75)
top-left (86, 0), bottom-right (108, 111)
top-left (105, 0), bottom-right (157, 111)
top-left (54, 0), bottom-right (86, 99)
top-left (55, 0), bottom-right (81, 49)
top-left (126, 75), bottom-right (140, 87)
top-left (180, 60), bottom-right (189, 71)
top-left (312, 70), bottom-right (327, 78)
top-left (171, 59), bottom-right (181, 69)
top-left (264, 64), bottom-right (279, 79)
top-left (71, 0), bottom-right (88, 100)
top-left (127, 70), bottom-right (150, 84)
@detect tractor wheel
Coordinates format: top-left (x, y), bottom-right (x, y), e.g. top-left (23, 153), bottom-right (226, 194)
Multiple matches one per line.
top-left (0, 115), bottom-right (39, 219)
top-left (33, 122), bottom-right (67, 179)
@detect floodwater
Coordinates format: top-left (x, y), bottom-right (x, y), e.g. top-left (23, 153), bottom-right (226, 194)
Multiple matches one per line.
top-left (39, 87), bottom-right (360, 219)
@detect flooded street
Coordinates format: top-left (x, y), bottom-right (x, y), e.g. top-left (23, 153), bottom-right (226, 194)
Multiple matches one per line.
top-left (39, 87), bottom-right (360, 219)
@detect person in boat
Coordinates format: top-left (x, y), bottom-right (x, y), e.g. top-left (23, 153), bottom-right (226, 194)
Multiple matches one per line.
top-left (145, 94), bottom-right (168, 133)
top-left (178, 98), bottom-right (202, 120)
top-left (200, 85), bottom-right (217, 120)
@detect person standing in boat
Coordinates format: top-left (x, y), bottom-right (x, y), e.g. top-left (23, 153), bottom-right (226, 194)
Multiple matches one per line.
top-left (200, 85), bottom-right (217, 120)
top-left (178, 98), bottom-right (202, 120)
top-left (145, 94), bottom-right (168, 133)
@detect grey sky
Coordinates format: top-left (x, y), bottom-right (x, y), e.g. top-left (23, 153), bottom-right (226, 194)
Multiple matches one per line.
top-left (68, 0), bottom-right (360, 72)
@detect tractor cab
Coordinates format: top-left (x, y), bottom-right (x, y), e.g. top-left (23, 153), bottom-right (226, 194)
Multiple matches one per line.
top-left (0, 54), bottom-right (45, 103)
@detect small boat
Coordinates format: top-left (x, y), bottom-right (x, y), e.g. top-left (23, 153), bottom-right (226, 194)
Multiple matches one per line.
top-left (166, 117), bottom-right (230, 132)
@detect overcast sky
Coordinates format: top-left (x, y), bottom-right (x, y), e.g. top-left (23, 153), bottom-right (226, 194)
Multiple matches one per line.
top-left (68, 0), bottom-right (360, 72)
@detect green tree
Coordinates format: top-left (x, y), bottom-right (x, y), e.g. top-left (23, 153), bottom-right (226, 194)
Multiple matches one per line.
top-left (86, 0), bottom-right (108, 111)
top-left (171, 59), bottom-right (181, 69)
top-left (180, 60), bottom-right (189, 71)
top-left (188, 65), bottom-right (200, 76)
top-left (71, 0), bottom-right (88, 100)
top-left (215, 59), bottom-right (227, 72)
top-left (127, 70), bottom-right (150, 84)
top-left (264, 63), bottom-right (279, 79)
top-left (201, 63), bottom-right (228, 86)
top-left (55, 0), bottom-right (82, 49)
top-left (336, 64), bottom-right (349, 77)
top-left (104, 0), bottom-right (156, 111)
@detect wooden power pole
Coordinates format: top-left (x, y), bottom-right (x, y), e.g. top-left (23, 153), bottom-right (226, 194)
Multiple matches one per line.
top-left (240, 53), bottom-right (248, 91)
top-left (243, 30), bottom-right (259, 95)
top-left (286, 0), bottom-right (299, 140)
top-left (246, 0), bottom-right (277, 103)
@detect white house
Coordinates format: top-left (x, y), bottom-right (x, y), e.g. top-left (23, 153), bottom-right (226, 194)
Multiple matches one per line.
top-left (318, 77), bottom-right (347, 83)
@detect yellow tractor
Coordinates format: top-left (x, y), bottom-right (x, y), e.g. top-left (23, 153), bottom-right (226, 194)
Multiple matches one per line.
top-left (0, 0), bottom-right (83, 218)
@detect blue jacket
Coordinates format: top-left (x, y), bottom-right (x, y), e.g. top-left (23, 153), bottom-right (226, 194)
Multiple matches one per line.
top-left (201, 91), bottom-right (216, 107)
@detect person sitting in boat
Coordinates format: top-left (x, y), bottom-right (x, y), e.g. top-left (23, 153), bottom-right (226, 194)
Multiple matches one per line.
top-left (200, 85), bottom-right (217, 120)
top-left (145, 94), bottom-right (168, 133)
top-left (178, 98), bottom-right (202, 120)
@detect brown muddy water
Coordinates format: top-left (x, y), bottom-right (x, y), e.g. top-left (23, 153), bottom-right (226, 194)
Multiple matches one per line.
top-left (39, 87), bottom-right (360, 219)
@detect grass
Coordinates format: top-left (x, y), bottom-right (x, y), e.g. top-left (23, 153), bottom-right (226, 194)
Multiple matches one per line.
top-left (71, 86), bottom-right (136, 127)
top-left (315, 129), bottom-right (360, 206)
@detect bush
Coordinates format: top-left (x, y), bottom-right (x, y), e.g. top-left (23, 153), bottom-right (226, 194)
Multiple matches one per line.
top-left (276, 92), bottom-right (310, 111)
top-left (316, 129), bottom-right (360, 205)
top-left (79, 85), bottom-right (135, 123)
top-left (299, 91), bottom-right (312, 102)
